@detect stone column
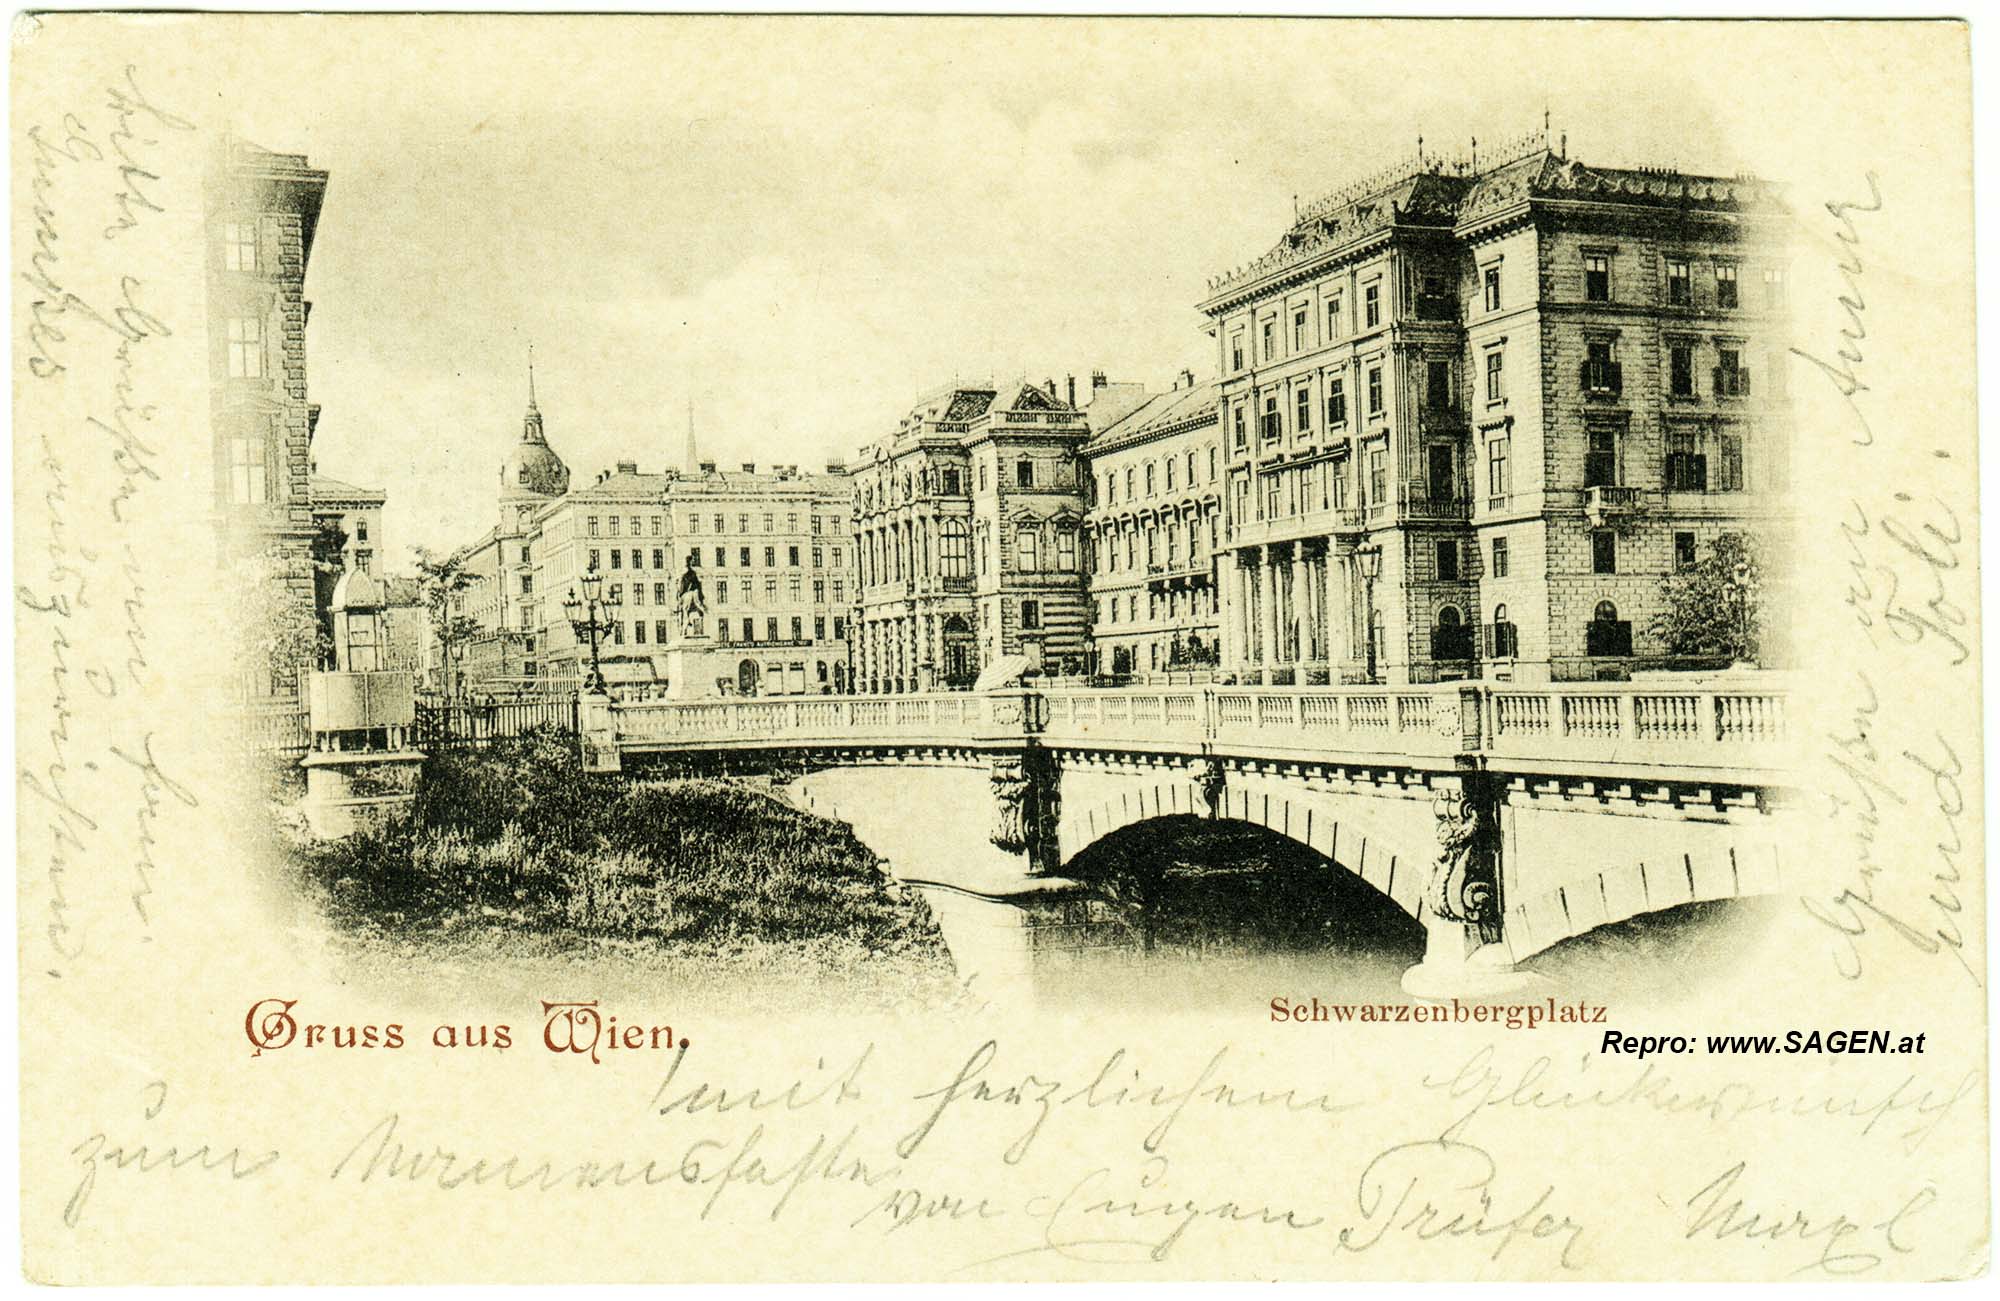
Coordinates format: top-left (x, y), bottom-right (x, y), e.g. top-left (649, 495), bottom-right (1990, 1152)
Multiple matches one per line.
top-left (1261, 545), bottom-right (1282, 685)
top-left (1291, 546), bottom-right (1311, 679)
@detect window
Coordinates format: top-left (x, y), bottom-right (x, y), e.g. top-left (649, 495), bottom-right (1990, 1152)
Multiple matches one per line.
top-left (651, 516), bottom-right (663, 536)
top-left (1670, 342), bottom-right (1695, 397)
top-left (1491, 536), bottom-right (1510, 578)
top-left (630, 516), bottom-right (642, 537)
top-left (1666, 427), bottom-right (1707, 491)
top-left (1292, 308), bottom-right (1308, 350)
top-left (767, 617), bottom-right (780, 642)
top-left (1435, 539), bottom-right (1460, 581)
top-left (1485, 349), bottom-right (1504, 401)
top-left (1230, 332), bottom-right (1245, 371)
top-left (833, 616), bottom-right (846, 639)
top-left (1164, 458), bottom-right (1176, 491)
top-left (1016, 527), bottom-right (1039, 572)
top-left (1325, 294), bottom-right (1343, 338)
top-left (1432, 607), bottom-right (1473, 661)
top-left (764, 577), bottom-right (778, 603)
top-left (1295, 385), bottom-right (1312, 433)
top-left (941, 468), bottom-right (961, 495)
top-left (629, 549), bottom-right (641, 570)
top-left (1584, 252), bottom-right (1611, 302)
top-left (226, 316), bottom-right (263, 378)
top-left (1261, 318), bottom-right (1275, 359)
top-left (1144, 462), bottom-right (1156, 495)
top-left (814, 617), bottom-right (826, 639)
top-left (786, 545), bottom-right (799, 566)
top-left (1057, 530), bottom-right (1077, 571)
top-left (655, 620), bottom-right (669, 643)
top-left (763, 514), bottom-right (775, 532)
top-left (714, 546), bottom-right (725, 567)
top-left (1363, 283), bottom-right (1380, 328)
top-left (1482, 265), bottom-right (1501, 312)
top-left (791, 616), bottom-right (804, 641)
top-left (1489, 604), bottom-right (1519, 658)
top-left (224, 220), bottom-right (257, 271)
top-left (611, 622), bottom-right (625, 646)
top-left (716, 620), bottom-right (731, 643)
top-left (1674, 531), bottom-right (1697, 570)
top-left (652, 548), bottom-right (665, 569)
top-left (634, 621), bottom-right (647, 645)
top-left (1017, 460), bottom-right (1034, 489)
top-left (741, 617), bottom-right (754, 641)
top-left (1715, 262), bottom-right (1739, 309)
top-left (1367, 367), bottom-right (1383, 416)
top-left (1232, 406), bottom-right (1247, 450)
top-left (608, 517), bottom-right (620, 538)
top-left (1367, 446), bottom-right (1388, 507)
top-left (1124, 466), bottom-right (1135, 499)
top-left (609, 550), bottom-right (622, 570)
top-left (1716, 348), bottom-right (1749, 397)
top-left (788, 575), bottom-right (802, 600)
top-left (1763, 266), bottom-right (1786, 308)
top-left (1262, 394), bottom-right (1281, 439)
top-left (1587, 599), bottom-right (1632, 656)
top-left (1327, 377), bottom-right (1347, 427)
top-left (739, 515), bottom-right (751, 533)
top-left (654, 582), bottom-right (666, 604)
top-left (1427, 360), bottom-right (1451, 408)
top-left (1020, 599), bottom-right (1041, 631)
top-left (1591, 530), bottom-right (1617, 574)
top-left (1585, 426), bottom-right (1618, 488)
top-left (520, 573), bottom-right (533, 595)
top-left (1487, 434), bottom-right (1511, 498)
top-left (1667, 258), bottom-right (1692, 307)
top-left (588, 549), bottom-right (600, 571)
top-left (1584, 339), bottom-right (1620, 394)
top-left (1716, 428), bottom-right (1745, 492)
top-left (1208, 447), bottom-right (1217, 480)
top-left (979, 462), bottom-right (988, 491)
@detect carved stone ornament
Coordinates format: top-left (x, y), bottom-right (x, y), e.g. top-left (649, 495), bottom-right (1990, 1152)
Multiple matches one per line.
top-left (990, 754), bottom-right (1033, 853)
top-left (1189, 758), bottom-right (1226, 819)
top-left (1427, 786), bottom-right (1500, 942)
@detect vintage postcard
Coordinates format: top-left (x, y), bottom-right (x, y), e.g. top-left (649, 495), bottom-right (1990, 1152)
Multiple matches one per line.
top-left (11, 12), bottom-right (1987, 1283)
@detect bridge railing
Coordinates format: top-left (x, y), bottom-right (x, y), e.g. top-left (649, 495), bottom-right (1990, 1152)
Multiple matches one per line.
top-left (609, 691), bottom-right (1021, 748)
top-left (606, 676), bottom-right (1793, 776)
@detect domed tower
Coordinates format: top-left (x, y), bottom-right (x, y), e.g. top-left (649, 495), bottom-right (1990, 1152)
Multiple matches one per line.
top-left (499, 354), bottom-right (570, 535)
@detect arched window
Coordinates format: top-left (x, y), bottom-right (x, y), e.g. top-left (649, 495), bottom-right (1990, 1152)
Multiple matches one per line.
top-left (1587, 600), bottom-right (1632, 656)
top-left (938, 518), bottom-right (970, 578)
top-left (1431, 604), bottom-right (1471, 661)
top-left (1490, 603), bottom-right (1518, 660)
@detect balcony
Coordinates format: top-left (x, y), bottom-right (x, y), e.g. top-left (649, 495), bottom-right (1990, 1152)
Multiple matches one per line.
top-left (1398, 483), bottom-right (1470, 522)
top-left (1415, 294), bottom-right (1459, 323)
top-left (1585, 484), bottom-right (1646, 526)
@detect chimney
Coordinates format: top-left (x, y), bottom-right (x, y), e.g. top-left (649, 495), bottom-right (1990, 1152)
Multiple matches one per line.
top-left (1044, 377), bottom-right (1057, 400)
top-left (616, 459), bottom-right (638, 475)
top-left (1178, 368), bottom-right (1195, 389)
top-left (1066, 374), bottom-right (1076, 407)
top-left (1092, 369), bottom-right (1107, 390)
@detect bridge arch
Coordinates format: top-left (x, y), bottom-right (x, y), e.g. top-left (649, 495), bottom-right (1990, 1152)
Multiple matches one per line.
top-left (1056, 778), bottom-right (1430, 921)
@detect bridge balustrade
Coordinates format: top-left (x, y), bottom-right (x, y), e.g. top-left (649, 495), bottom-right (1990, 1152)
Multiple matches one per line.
top-left (603, 676), bottom-right (1792, 777)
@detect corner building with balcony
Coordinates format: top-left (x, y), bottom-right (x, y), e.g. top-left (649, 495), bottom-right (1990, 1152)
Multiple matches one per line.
top-left (1202, 135), bottom-right (1790, 684)
top-left (853, 381), bottom-right (1089, 692)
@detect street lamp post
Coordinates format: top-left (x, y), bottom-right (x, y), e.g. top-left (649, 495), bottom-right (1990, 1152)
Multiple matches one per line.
top-left (1357, 542), bottom-right (1383, 684)
top-left (562, 566), bottom-right (621, 694)
top-left (1730, 558), bottom-right (1754, 664)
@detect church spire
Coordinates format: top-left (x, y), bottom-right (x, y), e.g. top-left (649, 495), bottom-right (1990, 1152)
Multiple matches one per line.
top-left (683, 395), bottom-right (699, 474)
top-left (522, 342), bottom-right (545, 444)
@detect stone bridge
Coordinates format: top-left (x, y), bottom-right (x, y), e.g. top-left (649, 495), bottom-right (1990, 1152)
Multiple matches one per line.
top-left (579, 677), bottom-right (1797, 997)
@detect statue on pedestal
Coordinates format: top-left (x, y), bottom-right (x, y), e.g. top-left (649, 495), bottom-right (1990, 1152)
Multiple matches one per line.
top-left (676, 556), bottom-right (708, 641)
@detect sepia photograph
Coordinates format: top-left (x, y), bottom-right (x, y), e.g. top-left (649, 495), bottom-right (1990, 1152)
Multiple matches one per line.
top-left (12, 12), bottom-right (1985, 1284)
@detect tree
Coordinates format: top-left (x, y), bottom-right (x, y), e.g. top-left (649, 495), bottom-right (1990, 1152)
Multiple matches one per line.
top-left (310, 516), bottom-right (350, 669)
top-left (226, 544), bottom-right (328, 697)
top-left (1649, 531), bottom-right (1765, 664)
top-left (414, 547), bottom-right (482, 696)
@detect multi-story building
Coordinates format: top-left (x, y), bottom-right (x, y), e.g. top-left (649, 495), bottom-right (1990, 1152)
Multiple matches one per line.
top-left (309, 469), bottom-right (386, 573)
top-left (1082, 370), bottom-right (1225, 678)
top-left (1199, 132), bottom-right (1789, 684)
top-left (207, 138), bottom-right (328, 695)
top-left (852, 380), bottom-right (1090, 692)
top-left (531, 460), bottom-right (674, 685)
top-left (668, 459), bottom-right (853, 697)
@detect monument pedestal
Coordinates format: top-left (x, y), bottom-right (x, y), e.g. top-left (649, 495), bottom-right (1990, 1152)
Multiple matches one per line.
top-left (661, 634), bottom-right (731, 699)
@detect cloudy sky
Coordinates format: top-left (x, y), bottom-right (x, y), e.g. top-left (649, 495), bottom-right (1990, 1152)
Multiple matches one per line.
top-left (186, 16), bottom-right (1864, 565)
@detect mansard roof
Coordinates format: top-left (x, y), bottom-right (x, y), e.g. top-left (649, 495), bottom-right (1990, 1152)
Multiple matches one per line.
top-left (1085, 377), bottom-right (1221, 455)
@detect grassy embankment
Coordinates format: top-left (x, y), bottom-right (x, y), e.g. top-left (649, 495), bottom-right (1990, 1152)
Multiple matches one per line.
top-left (289, 728), bottom-right (956, 1005)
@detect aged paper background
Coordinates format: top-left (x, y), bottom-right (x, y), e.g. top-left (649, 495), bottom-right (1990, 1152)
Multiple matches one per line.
top-left (11, 15), bottom-right (1986, 1283)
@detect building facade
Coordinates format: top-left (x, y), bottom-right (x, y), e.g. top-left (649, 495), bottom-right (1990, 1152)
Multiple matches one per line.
top-left (852, 381), bottom-right (1090, 693)
top-left (1082, 371), bottom-right (1225, 678)
top-left (207, 139), bottom-right (328, 696)
top-left (667, 461), bottom-right (853, 697)
top-left (1199, 134), bottom-right (1790, 685)
top-left (309, 471), bottom-right (386, 574)
top-left (531, 460), bottom-right (673, 686)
